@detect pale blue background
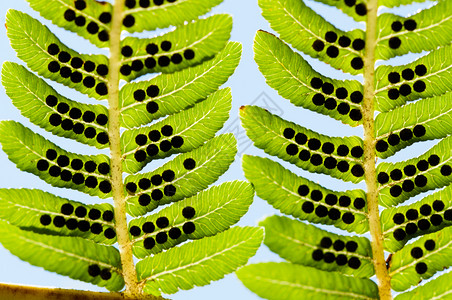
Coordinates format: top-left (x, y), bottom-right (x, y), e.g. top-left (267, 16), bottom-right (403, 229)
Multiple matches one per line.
top-left (0, 1), bottom-right (436, 299)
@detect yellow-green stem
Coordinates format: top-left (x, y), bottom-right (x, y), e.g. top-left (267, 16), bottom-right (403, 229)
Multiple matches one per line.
top-left (107, 0), bottom-right (139, 297)
top-left (363, 0), bottom-right (392, 299)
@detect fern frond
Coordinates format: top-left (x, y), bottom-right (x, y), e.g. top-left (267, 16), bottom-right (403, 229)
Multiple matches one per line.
top-left (0, 220), bottom-right (123, 291)
top-left (376, 1), bottom-right (452, 60)
top-left (0, 121), bottom-right (112, 198)
top-left (241, 106), bottom-right (365, 183)
top-left (137, 226), bottom-right (263, 295)
top-left (2, 62), bottom-right (110, 149)
top-left (1, 0), bottom-right (258, 296)
top-left (6, 10), bottom-right (110, 100)
top-left (239, 0), bottom-right (452, 298)
top-left (381, 185), bottom-right (452, 252)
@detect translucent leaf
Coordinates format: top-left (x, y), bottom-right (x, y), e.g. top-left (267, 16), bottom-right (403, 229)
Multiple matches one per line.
top-left (254, 31), bottom-right (363, 127)
top-left (258, 0), bottom-right (366, 75)
top-left (129, 181), bottom-right (253, 258)
top-left (137, 226), bottom-right (263, 295)
top-left (0, 220), bottom-right (123, 291)
top-left (121, 0), bottom-right (223, 33)
top-left (375, 45), bottom-right (452, 113)
top-left (381, 185), bottom-right (452, 253)
top-left (120, 42), bottom-right (241, 128)
top-left (308, 0), bottom-right (368, 22)
top-left (243, 155), bottom-right (368, 233)
top-left (394, 271), bottom-right (452, 300)
top-left (0, 189), bottom-right (116, 245)
top-left (240, 105), bottom-right (365, 183)
top-left (376, 1), bottom-right (452, 60)
top-left (377, 136), bottom-right (452, 207)
top-left (389, 227), bottom-right (452, 291)
top-left (25, 0), bottom-right (113, 48)
top-left (2, 62), bottom-right (109, 149)
top-left (0, 121), bottom-right (112, 199)
top-left (237, 262), bottom-right (379, 300)
top-left (125, 134), bottom-right (237, 217)
top-left (260, 215), bottom-right (373, 278)
top-left (375, 92), bottom-right (452, 159)
top-left (6, 10), bottom-right (110, 100)
top-left (121, 88), bottom-right (231, 174)
top-left (119, 14), bottom-right (232, 82)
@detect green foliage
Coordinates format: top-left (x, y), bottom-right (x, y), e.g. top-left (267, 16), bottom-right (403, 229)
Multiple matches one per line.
top-left (0, 0), bottom-right (261, 296)
top-left (239, 0), bottom-right (452, 298)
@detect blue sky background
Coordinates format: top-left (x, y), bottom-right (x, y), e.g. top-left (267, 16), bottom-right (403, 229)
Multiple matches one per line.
top-left (0, 0), bottom-right (437, 299)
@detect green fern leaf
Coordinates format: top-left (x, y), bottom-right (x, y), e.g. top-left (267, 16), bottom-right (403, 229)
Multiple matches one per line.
top-left (136, 226), bottom-right (263, 295)
top-left (376, 1), bottom-right (452, 60)
top-left (237, 262), bottom-right (378, 300)
top-left (120, 41), bottom-right (241, 129)
top-left (25, 0), bottom-right (113, 48)
top-left (241, 106), bottom-right (365, 183)
top-left (375, 92), bottom-right (452, 159)
top-left (254, 31), bottom-right (363, 127)
top-left (239, 0), bottom-right (452, 298)
top-left (119, 14), bottom-right (232, 81)
top-left (2, 62), bottom-right (110, 149)
top-left (1, 0), bottom-right (260, 296)
top-left (258, 0), bottom-right (366, 75)
top-left (381, 185), bottom-right (452, 253)
top-left (375, 45), bottom-right (452, 113)
top-left (243, 155), bottom-right (368, 233)
top-left (377, 136), bottom-right (452, 207)
top-left (0, 220), bottom-right (123, 291)
top-left (260, 215), bottom-right (373, 278)
top-left (389, 227), bottom-right (452, 291)
top-left (125, 134), bottom-right (236, 217)
top-left (6, 10), bottom-right (110, 100)
top-left (129, 181), bottom-right (253, 258)
top-left (0, 121), bottom-right (112, 198)
top-left (0, 189), bottom-right (116, 244)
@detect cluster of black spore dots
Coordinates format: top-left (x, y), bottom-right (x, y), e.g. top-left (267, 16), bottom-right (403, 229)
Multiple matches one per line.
top-left (120, 40), bottom-right (195, 76)
top-left (36, 149), bottom-right (112, 193)
top-left (46, 44), bottom-right (109, 96)
top-left (131, 84), bottom-right (160, 114)
top-left (133, 125), bottom-right (184, 162)
top-left (40, 203), bottom-right (116, 240)
top-left (130, 206), bottom-right (196, 250)
top-left (309, 77), bottom-right (363, 121)
top-left (63, 1), bottom-right (111, 42)
top-left (45, 95), bottom-right (109, 145)
top-left (409, 239), bottom-right (436, 275)
top-left (311, 31), bottom-right (364, 70)
top-left (392, 200), bottom-right (451, 242)
top-left (376, 124), bottom-right (426, 153)
top-left (389, 19), bottom-right (417, 50)
top-left (299, 184), bottom-right (365, 224)
top-left (378, 154), bottom-right (451, 197)
top-left (88, 264), bottom-right (112, 280)
top-left (125, 159), bottom-right (195, 206)
top-left (284, 128), bottom-right (364, 178)
top-left (387, 65), bottom-right (427, 100)
top-left (125, 0), bottom-right (178, 9)
top-left (312, 237), bottom-right (361, 269)
top-left (343, 0), bottom-right (367, 16)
